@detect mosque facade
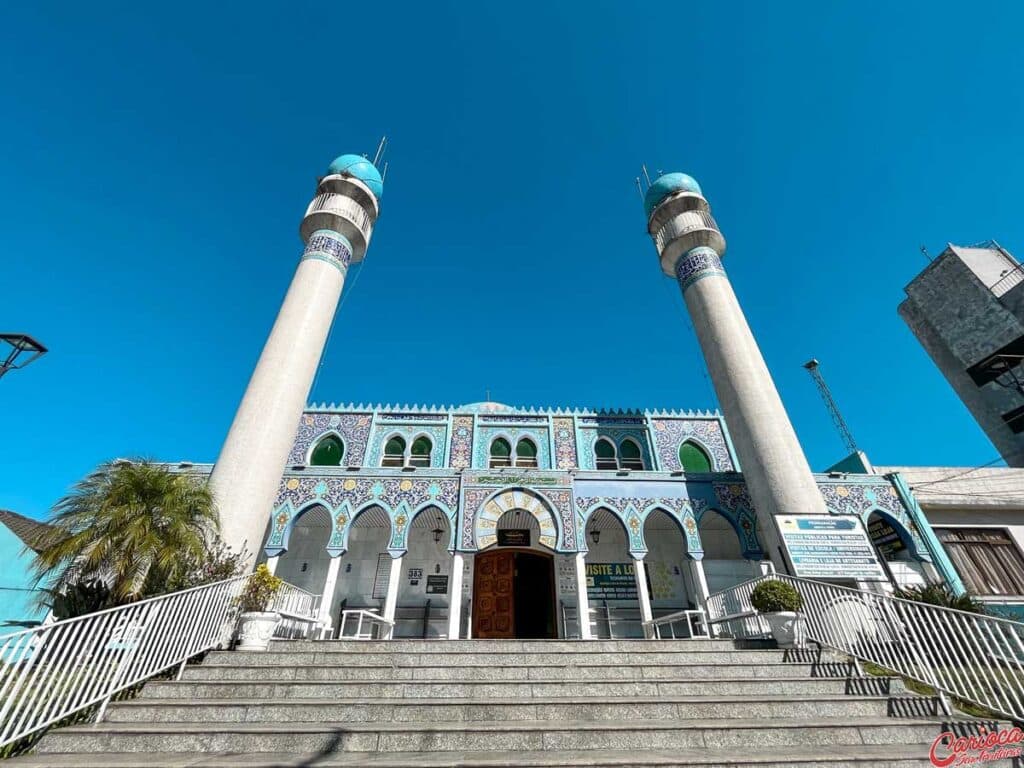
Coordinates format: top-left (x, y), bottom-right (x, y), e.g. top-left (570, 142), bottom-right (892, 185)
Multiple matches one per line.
top-left (201, 151), bottom-right (967, 640)
top-left (216, 399), bottom-right (950, 640)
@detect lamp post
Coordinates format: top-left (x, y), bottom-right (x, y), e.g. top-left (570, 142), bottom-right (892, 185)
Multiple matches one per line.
top-left (0, 334), bottom-right (47, 380)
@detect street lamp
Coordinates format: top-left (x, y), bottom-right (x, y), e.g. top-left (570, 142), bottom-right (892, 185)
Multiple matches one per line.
top-left (0, 334), bottom-right (47, 380)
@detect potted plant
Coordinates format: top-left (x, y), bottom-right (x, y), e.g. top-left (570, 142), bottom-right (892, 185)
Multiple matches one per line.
top-left (750, 579), bottom-right (804, 648)
top-left (234, 564), bottom-right (283, 651)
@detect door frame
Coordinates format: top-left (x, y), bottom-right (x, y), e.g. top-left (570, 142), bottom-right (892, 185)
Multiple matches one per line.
top-left (471, 547), bottom-right (558, 639)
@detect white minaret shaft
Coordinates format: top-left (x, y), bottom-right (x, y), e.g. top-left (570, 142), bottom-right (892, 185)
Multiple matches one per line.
top-left (209, 156), bottom-right (382, 565)
top-left (645, 174), bottom-right (826, 569)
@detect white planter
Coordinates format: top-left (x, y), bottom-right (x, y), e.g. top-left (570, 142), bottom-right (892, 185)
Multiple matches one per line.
top-left (236, 611), bottom-right (280, 651)
top-left (763, 611), bottom-right (803, 649)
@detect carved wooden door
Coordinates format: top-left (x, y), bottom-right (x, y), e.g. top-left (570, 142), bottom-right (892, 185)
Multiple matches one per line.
top-left (473, 550), bottom-right (515, 638)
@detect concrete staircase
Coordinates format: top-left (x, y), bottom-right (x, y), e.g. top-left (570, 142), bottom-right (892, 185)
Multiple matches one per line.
top-left (12, 638), bottom-right (1012, 767)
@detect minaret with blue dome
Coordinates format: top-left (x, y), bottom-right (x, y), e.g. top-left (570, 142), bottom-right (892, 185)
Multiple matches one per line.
top-left (643, 171), bottom-right (829, 573)
top-left (209, 152), bottom-right (384, 566)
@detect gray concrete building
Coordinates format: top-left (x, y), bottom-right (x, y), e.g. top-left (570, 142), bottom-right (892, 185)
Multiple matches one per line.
top-left (900, 241), bottom-right (1024, 467)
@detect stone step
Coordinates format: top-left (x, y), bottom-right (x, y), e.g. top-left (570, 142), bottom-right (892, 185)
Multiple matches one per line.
top-left (105, 694), bottom-right (912, 724)
top-left (181, 661), bottom-right (856, 682)
top-left (36, 717), bottom-right (993, 754)
top-left (142, 676), bottom-right (906, 700)
top-left (267, 639), bottom-right (772, 654)
top-left (207, 649), bottom-right (826, 667)
top-left (13, 742), bottom-right (1018, 767)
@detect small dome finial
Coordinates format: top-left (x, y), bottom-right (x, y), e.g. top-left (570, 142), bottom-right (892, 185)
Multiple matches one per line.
top-left (327, 154), bottom-right (384, 201)
top-left (643, 172), bottom-right (702, 217)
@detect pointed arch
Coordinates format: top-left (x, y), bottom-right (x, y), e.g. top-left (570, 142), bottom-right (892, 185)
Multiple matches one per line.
top-left (594, 437), bottom-right (618, 470)
top-left (618, 438), bottom-right (645, 470)
top-left (515, 438), bottom-right (538, 468)
top-left (309, 433), bottom-right (345, 466)
top-left (382, 435), bottom-right (406, 467)
top-left (489, 437), bottom-right (512, 468)
top-left (475, 487), bottom-right (561, 550)
top-left (679, 441), bottom-right (713, 473)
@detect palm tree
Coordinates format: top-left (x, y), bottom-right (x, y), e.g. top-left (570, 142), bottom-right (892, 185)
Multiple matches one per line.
top-left (32, 460), bottom-right (221, 602)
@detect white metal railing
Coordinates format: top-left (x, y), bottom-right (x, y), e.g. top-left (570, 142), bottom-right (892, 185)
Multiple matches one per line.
top-left (645, 608), bottom-right (710, 639)
top-left (268, 582), bottom-right (319, 618)
top-left (706, 574), bottom-right (1024, 720)
top-left (0, 574), bottom-right (319, 749)
top-left (0, 575), bottom-right (247, 749)
top-left (339, 609), bottom-right (394, 640)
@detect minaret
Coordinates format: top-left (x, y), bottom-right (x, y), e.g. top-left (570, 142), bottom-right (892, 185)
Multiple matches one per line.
top-left (643, 172), bottom-right (826, 569)
top-left (209, 154), bottom-right (383, 566)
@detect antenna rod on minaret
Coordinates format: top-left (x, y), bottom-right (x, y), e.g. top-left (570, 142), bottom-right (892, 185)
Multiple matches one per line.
top-left (803, 358), bottom-right (859, 454)
top-left (635, 177), bottom-right (644, 202)
top-left (382, 161), bottom-right (389, 181)
top-left (373, 136), bottom-right (388, 166)
top-left (641, 164), bottom-right (652, 188)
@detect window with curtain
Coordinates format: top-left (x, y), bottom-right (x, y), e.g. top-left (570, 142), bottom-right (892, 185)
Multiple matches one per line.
top-left (310, 435), bottom-right (344, 466)
top-left (382, 436), bottom-right (406, 467)
top-left (934, 528), bottom-right (1024, 596)
top-left (409, 436), bottom-right (432, 467)
top-left (489, 438), bottom-right (512, 468)
top-left (618, 439), bottom-right (645, 470)
top-left (594, 438), bottom-right (618, 470)
top-left (679, 441), bottom-right (712, 473)
top-left (514, 438), bottom-right (538, 468)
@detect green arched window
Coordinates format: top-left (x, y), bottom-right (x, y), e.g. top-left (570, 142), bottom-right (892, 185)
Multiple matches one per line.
top-left (410, 436), bottom-right (432, 467)
top-left (679, 441), bottom-right (712, 473)
top-left (619, 439), bottom-right (644, 470)
top-left (515, 438), bottom-right (538, 468)
top-left (310, 435), bottom-right (344, 466)
top-left (382, 436), bottom-right (406, 467)
top-left (595, 438), bottom-right (617, 470)
top-left (489, 438), bottom-right (512, 468)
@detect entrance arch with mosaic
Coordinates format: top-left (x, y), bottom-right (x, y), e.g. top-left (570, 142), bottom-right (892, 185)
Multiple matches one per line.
top-left (474, 488), bottom-right (561, 550)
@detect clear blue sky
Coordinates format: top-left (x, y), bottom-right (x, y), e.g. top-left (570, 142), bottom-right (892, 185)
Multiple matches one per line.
top-left (3, 2), bottom-right (1022, 519)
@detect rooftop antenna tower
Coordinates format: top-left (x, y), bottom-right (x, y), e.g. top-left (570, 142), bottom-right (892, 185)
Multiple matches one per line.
top-left (803, 358), bottom-right (859, 454)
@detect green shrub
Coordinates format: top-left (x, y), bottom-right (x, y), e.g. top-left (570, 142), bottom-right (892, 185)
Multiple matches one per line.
top-left (235, 564), bottom-right (283, 613)
top-left (42, 578), bottom-right (113, 620)
top-left (894, 583), bottom-right (986, 614)
top-left (750, 579), bottom-right (803, 613)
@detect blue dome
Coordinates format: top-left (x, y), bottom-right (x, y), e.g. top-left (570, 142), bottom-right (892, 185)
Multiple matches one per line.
top-left (327, 154), bottom-right (383, 201)
top-left (643, 172), bottom-right (702, 217)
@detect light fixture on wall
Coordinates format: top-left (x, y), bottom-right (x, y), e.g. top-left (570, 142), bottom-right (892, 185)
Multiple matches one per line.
top-left (432, 516), bottom-right (444, 544)
top-left (435, 564), bottom-right (441, 574)
top-left (590, 529), bottom-right (600, 545)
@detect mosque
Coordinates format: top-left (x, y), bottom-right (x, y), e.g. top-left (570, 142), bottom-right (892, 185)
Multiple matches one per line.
top-left (197, 152), bottom-right (966, 640)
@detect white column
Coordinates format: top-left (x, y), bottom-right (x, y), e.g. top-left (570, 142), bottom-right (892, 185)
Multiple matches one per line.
top-left (574, 552), bottom-right (593, 640)
top-left (264, 555), bottom-right (280, 576)
top-left (318, 555), bottom-right (342, 632)
top-left (209, 256), bottom-right (347, 566)
top-left (383, 554), bottom-right (404, 631)
top-left (633, 557), bottom-right (653, 636)
top-left (447, 551), bottom-right (465, 640)
top-left (688, 557), bottom-right (710, 605)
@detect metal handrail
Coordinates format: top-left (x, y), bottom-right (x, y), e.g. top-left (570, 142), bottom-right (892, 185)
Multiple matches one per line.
top-left (705, 574), bottom-right (1024, 720)
top-left (339, 609), bottom-right (394, 640)
top-left (268, 582), bottom-right (320, 618)
top-left (645, 608), bottom-right (710, 639)
top-left (0, 574), bottom-right (260, 749)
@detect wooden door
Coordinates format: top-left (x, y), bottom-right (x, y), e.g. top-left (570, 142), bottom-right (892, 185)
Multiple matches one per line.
top-left (473, 550), bottom-right (515, 638)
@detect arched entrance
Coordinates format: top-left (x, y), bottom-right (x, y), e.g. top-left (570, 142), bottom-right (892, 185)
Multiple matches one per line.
top-left (472, 509), bottom-right (557, 639)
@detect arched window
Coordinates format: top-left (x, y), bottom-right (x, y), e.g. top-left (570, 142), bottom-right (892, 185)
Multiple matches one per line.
top-left (679, 441), bottom-right (712, 473)
top-left (382, 436), bottom-right (406, 467)
top-left (410, 436), bottom-right (432, 468)
top-left (310, 435), bottom-right (344, 466)
top-left (514, 438), bottom-right (538, 468)
top-left (619, 439), bottom-right (645, 470)
top-left (595, 438), bottom-right (618, 470)
top-left (489, 438), bottom-right (512, 468)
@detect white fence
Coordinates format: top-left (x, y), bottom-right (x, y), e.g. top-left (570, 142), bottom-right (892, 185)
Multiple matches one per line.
top-left (706, 574), bottom-right (1024, 720)
top-left (0, 574), bottom-right (314, 750)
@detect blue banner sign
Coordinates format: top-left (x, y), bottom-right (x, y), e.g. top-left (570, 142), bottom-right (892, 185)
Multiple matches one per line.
top-left (776, 515), bottom-right (887, 581)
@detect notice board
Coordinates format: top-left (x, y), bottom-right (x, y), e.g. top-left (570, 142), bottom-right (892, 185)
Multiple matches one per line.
top-left (776, 514), bottom-right (887, 581)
